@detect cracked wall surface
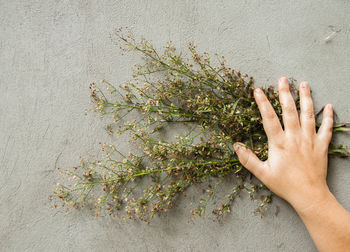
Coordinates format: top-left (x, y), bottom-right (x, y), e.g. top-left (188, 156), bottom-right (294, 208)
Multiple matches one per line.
top-left (0, 0), bottom-right (350, 251)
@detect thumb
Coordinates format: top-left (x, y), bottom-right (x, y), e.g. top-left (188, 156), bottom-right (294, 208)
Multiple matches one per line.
top-left (234, 142), bottom-right (265, 179)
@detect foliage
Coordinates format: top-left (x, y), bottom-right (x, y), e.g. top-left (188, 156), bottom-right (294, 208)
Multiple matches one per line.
top-left (53, 29), bottom-right (350, 223)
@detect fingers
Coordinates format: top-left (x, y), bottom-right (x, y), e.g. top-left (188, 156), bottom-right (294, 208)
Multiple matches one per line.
top-left (234, 143), bottom-right (265, 179)
top-left (317, 104), bottom-right (333, 146)
top-left (278, 77), bottom-right (300, 132)
top-left (299, 81), bottom-right (316, 136)
top-left (254, 88), bottom-right (283, 140)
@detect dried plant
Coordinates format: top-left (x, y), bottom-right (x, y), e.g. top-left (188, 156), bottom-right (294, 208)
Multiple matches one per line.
top-left (53, 29), bottom-right (350, 223)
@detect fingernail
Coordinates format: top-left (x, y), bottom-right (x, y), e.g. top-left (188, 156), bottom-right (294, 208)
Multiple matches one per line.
top-left (234, 143), bottom-right (246, 152)
top-left (279, 77), bottom-right (288, 86)
top-left (327, 104), bottom-right (333, 110)
top-left (300, 82), bottom-right (309, 88)
top-left (254, 88), bottom-right (262, 95)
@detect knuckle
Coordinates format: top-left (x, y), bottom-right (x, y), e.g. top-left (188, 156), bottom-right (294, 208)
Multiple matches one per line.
top-left (279, 85), bottom-right (290, 92)
top-left (323, 117), bottom-right (334, 129)
top-left (322, 145), bottom-right (329, 154)
top-left (302, 137), bottom-right (314, 148)
top-left (273, 140), bottom-right (285, 149)
top-left (303, 110), bottom-right (315, 120)
top-left (317, 131), bottom-right (332, 145)
top-left (264, 111), bottom-right (276, 120)
top-left (325, 116), bottom-right (334, 123)
top-left (242, 151), bottom-right (252, 168)
top-left (300, 86), bottom-right (311, 95)
top-left (281, 103), bottom-right (296, 113)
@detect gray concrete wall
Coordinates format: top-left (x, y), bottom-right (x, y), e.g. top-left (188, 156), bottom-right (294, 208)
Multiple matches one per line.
top-left (1, 0), bottom-right (350, 251)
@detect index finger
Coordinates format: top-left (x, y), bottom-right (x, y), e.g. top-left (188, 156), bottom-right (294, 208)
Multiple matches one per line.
top-left (254, 88), bottom-right (284, 140)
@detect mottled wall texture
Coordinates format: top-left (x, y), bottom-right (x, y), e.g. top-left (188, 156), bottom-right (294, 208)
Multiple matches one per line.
top-left (1, 0), bottom-right (350, 251)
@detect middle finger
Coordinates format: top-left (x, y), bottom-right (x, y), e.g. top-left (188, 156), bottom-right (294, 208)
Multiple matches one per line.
top-left (278, 77), bottom-right (300, 133)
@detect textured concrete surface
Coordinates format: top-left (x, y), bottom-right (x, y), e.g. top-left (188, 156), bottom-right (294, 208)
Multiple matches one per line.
top-left (1, 0), bottom-right (350, 251)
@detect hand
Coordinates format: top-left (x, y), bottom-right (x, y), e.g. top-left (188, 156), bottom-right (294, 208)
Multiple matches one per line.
top-left (234, 77), bottom-right (334, 212)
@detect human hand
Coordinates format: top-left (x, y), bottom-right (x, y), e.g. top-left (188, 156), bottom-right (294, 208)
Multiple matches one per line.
top-left (234, 77), bottom-right (334, 212)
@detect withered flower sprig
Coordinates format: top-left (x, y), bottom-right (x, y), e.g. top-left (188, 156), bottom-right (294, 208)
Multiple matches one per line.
top-left (53, 29), bottom-right (350, 223)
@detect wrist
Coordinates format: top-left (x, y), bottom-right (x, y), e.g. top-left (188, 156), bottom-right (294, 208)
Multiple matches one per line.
top-left (289, 184), bottom-right (334, 216)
